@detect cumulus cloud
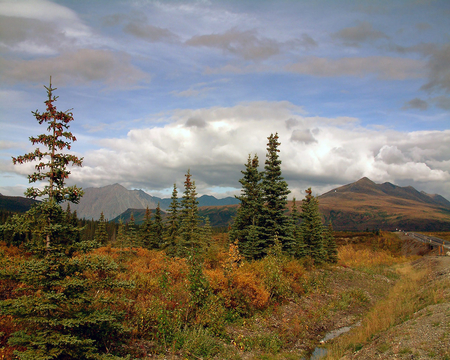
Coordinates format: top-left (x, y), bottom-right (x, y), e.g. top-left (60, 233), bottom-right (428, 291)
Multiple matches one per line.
top-left (186, 27), bottom-right (281, 60)
top-left (285, 118), bottom-right (299, 130)
top-left (55, 101), bottom-right (450, 200)
top-left (332, 21), bottom-right (389, 46)
top-left (375, 145), bottom-right (408, 164)
top-left (285, 56), bottom-right (425, 79)
top-left (402, 98), bottom-right (429, 110)
top-left (0, 49), bottom-right (151, 88)
top-left (185, 117), bottom-right (207, 128)
top-left (290, 129), bottom-right (317, 144)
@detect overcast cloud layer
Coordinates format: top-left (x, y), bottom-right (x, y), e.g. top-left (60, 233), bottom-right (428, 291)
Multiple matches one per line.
top-left (0, 0), bottom-right (449, 201)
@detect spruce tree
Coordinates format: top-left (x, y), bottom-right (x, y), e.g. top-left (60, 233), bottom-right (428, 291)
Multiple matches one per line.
top-left (291, 198), bottom-right (307, 258)
top-left (201, 215), bottom-right (213, 246)
top-left (0, 80), bottom-right (129, 359)
top-left (323, 221), bottom-right (338, 263)
top-left (178, 170), bottom-right (201, 256)
top-left (152, 203), bottom-right (164, 249)
top-left (94, 212), bottom-right (109, 245)
top-left (116, 219), bottom-right (127, 249)
top-left (164, 184), bottom-right (179, 255)
top-left (230, 154), bottom-right (264, 259)
top-left (127, 214), bottom-right (138, 248)
top-left (140, 206), bottom-right (154, 249)
top-left (260, 133), bottom-right (294, 255)
top-left (300, 188), bottom-right (326, 264)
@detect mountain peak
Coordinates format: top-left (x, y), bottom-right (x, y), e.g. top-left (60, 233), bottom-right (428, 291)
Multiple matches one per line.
top-left (356, 177), bottom-right (376, 185)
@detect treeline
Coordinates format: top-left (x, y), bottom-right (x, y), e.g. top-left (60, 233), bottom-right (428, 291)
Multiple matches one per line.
top-left (230, 133), bottom-right (337, 264)
top-left (1, 136), bottom-right (337, 265)
top-left (87, 133), bottom-right (337, 264)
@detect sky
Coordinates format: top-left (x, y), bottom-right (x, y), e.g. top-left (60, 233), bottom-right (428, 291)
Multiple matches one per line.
top-left (1, 0), bottom-right (450, 202)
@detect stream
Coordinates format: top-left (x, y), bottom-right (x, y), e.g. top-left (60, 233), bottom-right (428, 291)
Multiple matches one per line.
top-left (306, 322), bottom-right (361, 360)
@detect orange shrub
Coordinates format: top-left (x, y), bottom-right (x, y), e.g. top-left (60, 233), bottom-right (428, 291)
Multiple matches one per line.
top-left (282, 260), bottom-right (307, 296)
top-left (205, 264), bottom-right (270, 312)
top-left (231, 269), bottom-right (270, 309)
top-left (204, 268), bottom-right (227, 293)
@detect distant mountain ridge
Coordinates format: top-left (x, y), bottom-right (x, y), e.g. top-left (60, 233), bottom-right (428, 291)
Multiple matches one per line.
top-left (3, 178), bottom-right (450, 231)
top-left (0, 194), bottom-right (39, 213)
top-left (318, 177), bottom-right (450, 231)
top-left (64, 183), bottom-right (239, 220)
top-left (320, 177), bottom-right (450, 208)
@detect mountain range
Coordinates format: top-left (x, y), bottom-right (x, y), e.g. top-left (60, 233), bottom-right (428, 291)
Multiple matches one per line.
top-left (62, 183), bottom-right (239, 220)
top-left (318, 177), bottom-right (450, 231)
top-left (2, 178), bottom-right (450, 231)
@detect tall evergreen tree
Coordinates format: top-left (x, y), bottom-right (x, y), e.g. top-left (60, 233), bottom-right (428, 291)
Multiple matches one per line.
top-left (260, 133), bottom-right (294, 255)
top-left (152, 203), bottom-right (164, 249)
top-left (164, 183), bottom-right (179, 255)
top-left (11, 80), bottom-right (83, 251)
top-left (127, 213), bottom-right (138, 248)
top-left (140, 206), bottom-right (154, 248)
top-left (65, 204), bottom-right (82, 245)
top-left (323, 221), bottom-right (338, 263)
top-left (178, 170), bottom-right (201, 256)
top-left (230, 154), bottom-right (264, 259)
top-left (300, 188), bottom-right (326, 264)
top-left (201, 216), bottom-right (213, 247)
top-left (0, 80), bottom-right (129, 359)
top-left (94, 212), bottom-right (109, 245)
top-left (116, 219), bottom-right (127, 249)
top-left (291, 198), bottom-right (307, 258)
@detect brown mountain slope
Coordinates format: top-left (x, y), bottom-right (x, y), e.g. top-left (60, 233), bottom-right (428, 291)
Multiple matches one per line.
top-left (315, 177), bottom-right (450, 231)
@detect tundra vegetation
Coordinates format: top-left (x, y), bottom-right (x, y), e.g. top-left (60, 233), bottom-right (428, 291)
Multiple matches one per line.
top-left (1, 82), bottom-right (448, 359)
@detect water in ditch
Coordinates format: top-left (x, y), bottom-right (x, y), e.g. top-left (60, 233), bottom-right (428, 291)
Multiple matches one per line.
top-left (306, 322), bottom-right (361, 360)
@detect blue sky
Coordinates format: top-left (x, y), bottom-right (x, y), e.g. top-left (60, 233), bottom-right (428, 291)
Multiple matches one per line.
top-left (1, 0), bottom-right (449, 201)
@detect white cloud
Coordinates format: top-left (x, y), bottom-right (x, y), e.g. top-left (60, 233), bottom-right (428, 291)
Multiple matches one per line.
top-left (0, 0), bottom-right (79, 22)
top-left (375, 145), bottom-right (408, 164)
top-left (52, 101), bottom-right (450, 200)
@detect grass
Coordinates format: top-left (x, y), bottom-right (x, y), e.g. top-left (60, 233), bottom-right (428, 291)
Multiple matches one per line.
top-left (325, 256), bottom-right (450, 359)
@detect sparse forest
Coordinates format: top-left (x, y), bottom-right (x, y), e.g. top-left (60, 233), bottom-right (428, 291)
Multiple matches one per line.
top-left (2, 82), bottom-right (444, 360)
